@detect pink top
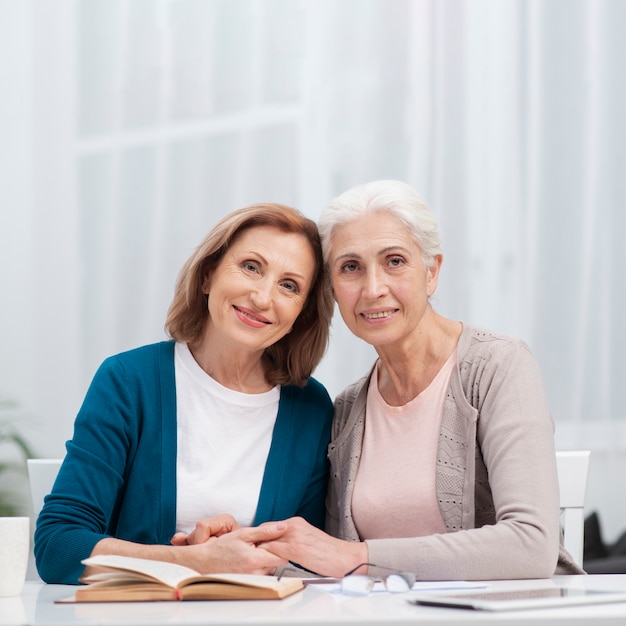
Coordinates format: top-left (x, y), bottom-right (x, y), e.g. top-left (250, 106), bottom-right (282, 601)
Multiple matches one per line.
top-left (352, 350), bottom-right (457, 539)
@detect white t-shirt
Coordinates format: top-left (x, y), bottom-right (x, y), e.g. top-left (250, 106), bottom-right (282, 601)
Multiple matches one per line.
top-left (174, 342), bottom-right (279, 533)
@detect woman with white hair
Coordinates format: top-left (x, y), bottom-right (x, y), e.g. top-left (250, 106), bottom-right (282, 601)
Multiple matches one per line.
top-left (260, 180), bottom-right (583, 580)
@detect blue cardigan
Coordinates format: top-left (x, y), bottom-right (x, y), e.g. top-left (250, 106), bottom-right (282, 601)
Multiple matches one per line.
top-left (34, 341), bottom-right (333, 584)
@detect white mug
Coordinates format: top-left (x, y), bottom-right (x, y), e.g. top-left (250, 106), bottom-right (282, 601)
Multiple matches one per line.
top-left (0, 516), bottom-right (30, 597)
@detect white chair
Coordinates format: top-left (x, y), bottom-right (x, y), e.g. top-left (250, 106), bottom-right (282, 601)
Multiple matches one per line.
top-left (26, 458), bottom-right (63, 581)
top-left (555, 450), bottom-right (591, 567)
top-left (27, 458), bottom-right (63, 520)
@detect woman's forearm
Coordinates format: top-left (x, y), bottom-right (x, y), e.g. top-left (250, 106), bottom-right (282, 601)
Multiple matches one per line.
top-left (86, 522), bottom-right (290, 577)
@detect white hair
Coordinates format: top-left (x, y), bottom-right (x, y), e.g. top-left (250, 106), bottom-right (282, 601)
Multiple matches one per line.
top-left (318, 180), bottom-right (442, 268)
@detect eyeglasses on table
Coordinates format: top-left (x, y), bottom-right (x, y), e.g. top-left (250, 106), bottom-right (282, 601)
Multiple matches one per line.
top-left (279, 562), bottom-right (416, 595)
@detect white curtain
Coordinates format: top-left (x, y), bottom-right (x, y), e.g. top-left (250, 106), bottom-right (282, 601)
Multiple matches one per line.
top-left (1, 0), bottom-right (625, 540)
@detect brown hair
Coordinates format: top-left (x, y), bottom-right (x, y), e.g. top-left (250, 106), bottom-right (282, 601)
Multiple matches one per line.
top-left (165, 203), bottom-right (333, 387)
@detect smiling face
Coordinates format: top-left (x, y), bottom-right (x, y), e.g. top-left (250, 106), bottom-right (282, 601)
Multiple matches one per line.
top-left (328, 210), bottom-right (441, 349)
top-left (202, 225), bottom-right (316, 355)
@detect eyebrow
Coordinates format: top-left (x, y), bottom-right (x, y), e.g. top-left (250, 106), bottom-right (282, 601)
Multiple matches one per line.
top-left (243, 249), bottom-right (309, 283)
top-left (334, 245), bottom-right (411, 262)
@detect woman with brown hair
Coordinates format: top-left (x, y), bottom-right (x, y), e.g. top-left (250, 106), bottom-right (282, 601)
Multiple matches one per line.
top-left (35, 203), bottom-right (334, 584)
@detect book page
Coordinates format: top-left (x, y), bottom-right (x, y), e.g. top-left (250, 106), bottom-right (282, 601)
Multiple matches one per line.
top-left (81, 555), bottom-right (304, 593)
top-left (82, 555), bottom-right (200, 589)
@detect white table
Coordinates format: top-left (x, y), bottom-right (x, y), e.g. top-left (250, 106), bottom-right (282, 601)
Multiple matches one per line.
top-left (3, 575), bottom-right (626, 626)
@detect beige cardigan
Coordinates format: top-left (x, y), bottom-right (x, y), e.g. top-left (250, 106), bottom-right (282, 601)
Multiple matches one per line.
top-left (326, 325), bottom-right (584, 579)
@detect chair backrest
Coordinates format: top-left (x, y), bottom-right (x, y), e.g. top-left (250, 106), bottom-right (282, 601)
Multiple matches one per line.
top-left (27, 458), bottom-right (63, 520)
top-left (555, 450), bottom-right (591, 567)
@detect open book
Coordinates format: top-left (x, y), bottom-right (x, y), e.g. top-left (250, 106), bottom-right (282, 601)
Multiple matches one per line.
top-left (60, 555), bottom-right (303, 602)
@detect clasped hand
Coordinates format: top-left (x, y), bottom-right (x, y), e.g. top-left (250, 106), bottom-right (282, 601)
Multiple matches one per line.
top-left (169, 514), bottom-right (366, 577)
top-left (170, 513), bottom-right (241, 545)
top-left (169, 513), bottom-right (289, 575)
top-left (256, 516), bottom-right (368, 578)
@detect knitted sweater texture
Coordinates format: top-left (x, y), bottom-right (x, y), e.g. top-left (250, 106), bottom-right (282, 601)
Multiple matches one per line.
top-left (326, 325), bottom-right (583, 579)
